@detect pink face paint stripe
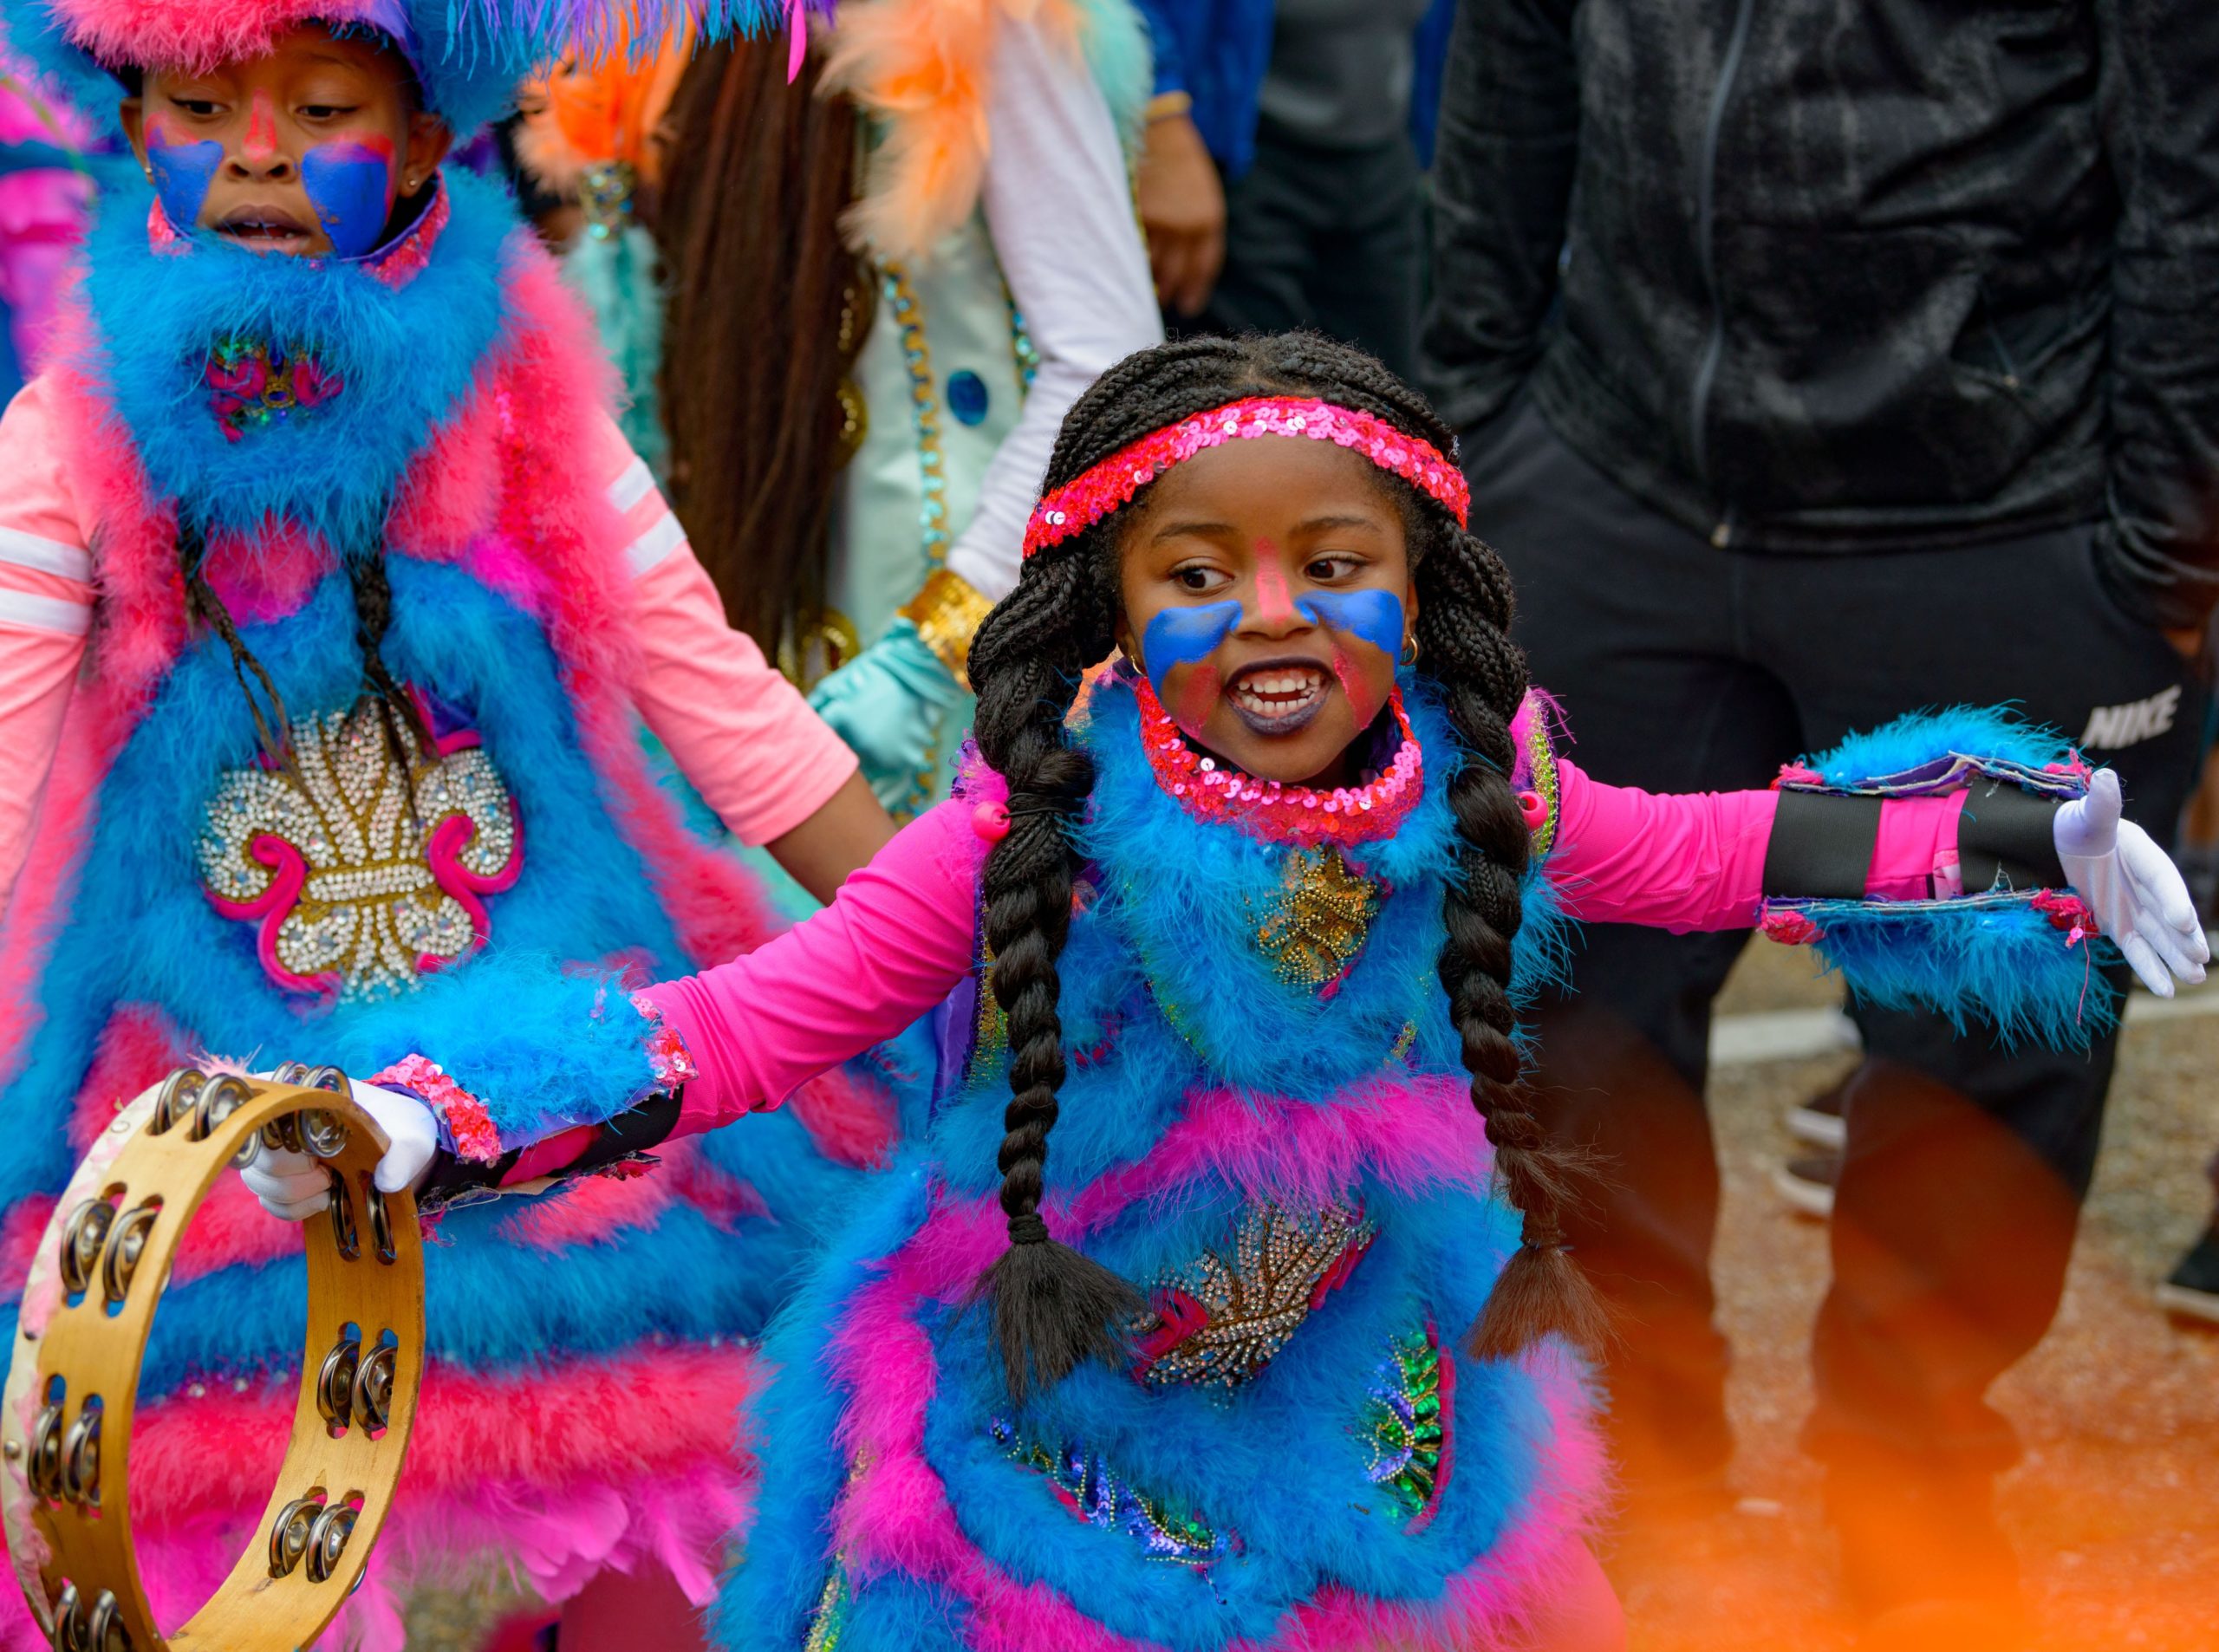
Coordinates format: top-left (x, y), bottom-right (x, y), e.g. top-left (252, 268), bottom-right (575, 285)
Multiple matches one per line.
top-left (243, 91), bottom-right (277, 162)
top-left (1175, 662), bottom-right (1220, 735)
top-left (1251, 543), bottom-right (1296, 627)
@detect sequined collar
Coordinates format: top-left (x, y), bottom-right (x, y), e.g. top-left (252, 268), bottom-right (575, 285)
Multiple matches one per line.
top-left (1130, 673), bottom-right (1423, 849)
top-left (147, 173), bottom-right (452, 290)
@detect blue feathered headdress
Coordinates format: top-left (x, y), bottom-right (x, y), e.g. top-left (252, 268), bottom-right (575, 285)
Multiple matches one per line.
top-left (0, 0), bottom-right (811, 137)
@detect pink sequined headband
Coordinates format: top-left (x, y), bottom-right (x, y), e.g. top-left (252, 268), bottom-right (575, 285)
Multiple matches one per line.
top-left (1022, 396), bottom-right (1470, 559)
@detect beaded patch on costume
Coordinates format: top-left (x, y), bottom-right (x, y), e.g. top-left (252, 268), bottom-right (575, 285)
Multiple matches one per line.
top-left (1251, 847), bottom-right (1383, 990)
top-left (198, 696), bottom-right (522, 1000)
top-left (989, 1418), bottom-right (1227, 1567)
top-left (1521, 706), bottom-right (1561, 858)
top-left (204, 338), bottom-right (343, 442)
top-left (1362, 1327), bottom-right (1454, 1529)
top-left (1134, 1203), bottom-right (1376, 1387)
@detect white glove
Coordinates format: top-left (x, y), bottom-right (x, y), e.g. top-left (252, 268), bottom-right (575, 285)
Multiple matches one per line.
top-left (238, 1081), bottom-right (440, 1221)
top-left (2053, 767), bottom-right (2210, 998)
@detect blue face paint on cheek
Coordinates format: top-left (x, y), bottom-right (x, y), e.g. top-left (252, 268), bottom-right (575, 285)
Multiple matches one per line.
top-left (1296, 589), bottom-right (1406, 660)
top-left (1140, 600), bottom-right (1242, 696)
top-left (301, 138), bottom-right (397, 258)
top-left (146, 135), bottom-right (223, 229)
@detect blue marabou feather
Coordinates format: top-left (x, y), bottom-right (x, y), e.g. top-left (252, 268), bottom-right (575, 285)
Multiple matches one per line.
top-left (75, 166), bottom-right (515, 554)
top-left (1807, 703), bottom-right (2071, 785)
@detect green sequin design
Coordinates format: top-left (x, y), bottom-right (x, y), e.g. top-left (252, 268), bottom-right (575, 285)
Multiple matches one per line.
top-left (1361, 1329), bottom-right (1448, 1521)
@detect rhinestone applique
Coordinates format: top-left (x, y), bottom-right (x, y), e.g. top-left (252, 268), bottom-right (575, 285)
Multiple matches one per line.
top-left (1252, 848), bottom-right (1383, 990)
top-left (1362, 1327), bottom-right (1454, 1529)
top-left (198, 697), bottom-right (523, 1000)
top-left (989, 1418), bottom-right (1227, 1567)
top-left (1134, 1204), bottom-right (1377, 1388)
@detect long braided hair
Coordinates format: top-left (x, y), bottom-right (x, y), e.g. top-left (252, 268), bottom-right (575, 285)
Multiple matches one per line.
top-left (967, 334), bottom-right (1604, 1399)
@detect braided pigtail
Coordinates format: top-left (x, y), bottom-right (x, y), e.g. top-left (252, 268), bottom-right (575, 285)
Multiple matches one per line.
top-left (967, 514), bottom-right (1140, 1401)
top-left (179, 520), bottom-right (292, 771)
top-left (344, 550), bottom-right (435, 810)
top-left (1415, 523), bottom-right (1605, 1358)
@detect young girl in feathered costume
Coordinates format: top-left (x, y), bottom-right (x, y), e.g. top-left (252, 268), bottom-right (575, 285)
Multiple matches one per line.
top-left (259, 332), bottom-right (2209, 1650)
top-left (0, 2), bottom-right (902, 1645)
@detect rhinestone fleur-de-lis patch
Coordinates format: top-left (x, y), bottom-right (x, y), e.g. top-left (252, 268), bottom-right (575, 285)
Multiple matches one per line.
top-left (1253, 848), bottom-right (1382, 990)
top-left (198, 697), bottom-right (522, 1000)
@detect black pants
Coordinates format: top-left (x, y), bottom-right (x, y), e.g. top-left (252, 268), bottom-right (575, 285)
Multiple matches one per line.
top-left (1181, 124), bottom-right (1425, 380)
top-left (1466, 404), bottom-right (2208, 1482)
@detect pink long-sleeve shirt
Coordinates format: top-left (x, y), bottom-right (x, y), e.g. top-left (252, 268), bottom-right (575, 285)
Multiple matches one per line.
top-left (628, 764), bottom-right (1964, 1148)
top-left (0, 378), bottom-right (856, 907)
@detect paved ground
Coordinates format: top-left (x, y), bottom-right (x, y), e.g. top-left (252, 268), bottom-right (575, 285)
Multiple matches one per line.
top-left (1610, 941), bottom-right (2219, 1652)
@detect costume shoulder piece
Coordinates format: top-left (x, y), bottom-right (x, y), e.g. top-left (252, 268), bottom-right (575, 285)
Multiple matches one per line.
top-left (823, 0), bottom-right (1153, 261)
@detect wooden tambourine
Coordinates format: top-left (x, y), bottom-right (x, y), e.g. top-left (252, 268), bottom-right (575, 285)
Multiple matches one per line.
top-left (0, 1066), bottom-right (425, 1652)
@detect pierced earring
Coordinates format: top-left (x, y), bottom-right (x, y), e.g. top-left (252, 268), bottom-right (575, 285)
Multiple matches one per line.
top-left (1401, 635), bottom-right (1421, 667)
top-left (403, 175), bottom-right (419, 193)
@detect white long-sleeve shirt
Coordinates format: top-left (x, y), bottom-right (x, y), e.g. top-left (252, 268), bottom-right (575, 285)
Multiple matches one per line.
top-left (941, 16), bottom-right (1163, 602)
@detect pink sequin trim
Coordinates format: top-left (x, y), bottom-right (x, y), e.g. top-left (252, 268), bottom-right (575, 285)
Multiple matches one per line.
top-left (1135, 676), bottom-right (1422, 847)
top-left (1023, 397), bottom-right (1469, 559)
top-left (1759, 908), bottom-right (1823, 946)
top-left (2031, 889), bottom-right (2099, 946)
top-left (371, 1053), bottom-right (502, 1164)
top-left (630, 992), bottom-right (700, 1090)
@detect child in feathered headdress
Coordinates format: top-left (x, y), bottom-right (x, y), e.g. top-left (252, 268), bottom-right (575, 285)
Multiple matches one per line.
top-left (0, 3), bottom-right (896, 1648)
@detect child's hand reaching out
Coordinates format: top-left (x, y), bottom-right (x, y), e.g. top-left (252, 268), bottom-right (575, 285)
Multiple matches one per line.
top-left (2054, 768), bottom-right (2210, 997)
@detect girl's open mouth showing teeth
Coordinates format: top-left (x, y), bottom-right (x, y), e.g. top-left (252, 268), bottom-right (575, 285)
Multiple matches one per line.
top-left (216, 210), bottom-right (313, 250)
top-left (1227, 662), bottom-right (1330, 734)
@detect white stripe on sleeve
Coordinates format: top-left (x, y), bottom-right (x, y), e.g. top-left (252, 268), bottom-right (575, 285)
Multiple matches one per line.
top-left (0, 524), bottom-right (93, 582)
top-left (606, 457), bottom-right (658, 517)
top-left (625, 511), bottom-right (687, 576)
top-left (0, 586), bottom-right (93, 636)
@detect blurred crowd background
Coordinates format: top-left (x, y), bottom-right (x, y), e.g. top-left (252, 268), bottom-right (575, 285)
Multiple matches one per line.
top-left (6, 3), bottom-right (2216, 1648)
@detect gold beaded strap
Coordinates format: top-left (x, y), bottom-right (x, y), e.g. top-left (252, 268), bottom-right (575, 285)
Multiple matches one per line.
top-left (897, 567), bottom-right (996, 691)
top-left (3, 1067), bottom-right (425, 1652)
top-left (1524, 707), bottom-right (1562, 860)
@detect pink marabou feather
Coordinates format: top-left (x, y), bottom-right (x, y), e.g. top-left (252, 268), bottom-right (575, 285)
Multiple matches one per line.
top-left (0, 1342), bottom-right (765, 1649)
top-left (32, 1454), bottom-right (752, 1652)
top-left (40, 0), bottom-right (393, 81)
top-left (1068, 1076), bottom-right (1490, 1233)
top-left (64, 1000), bottom-right (183, 1151)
